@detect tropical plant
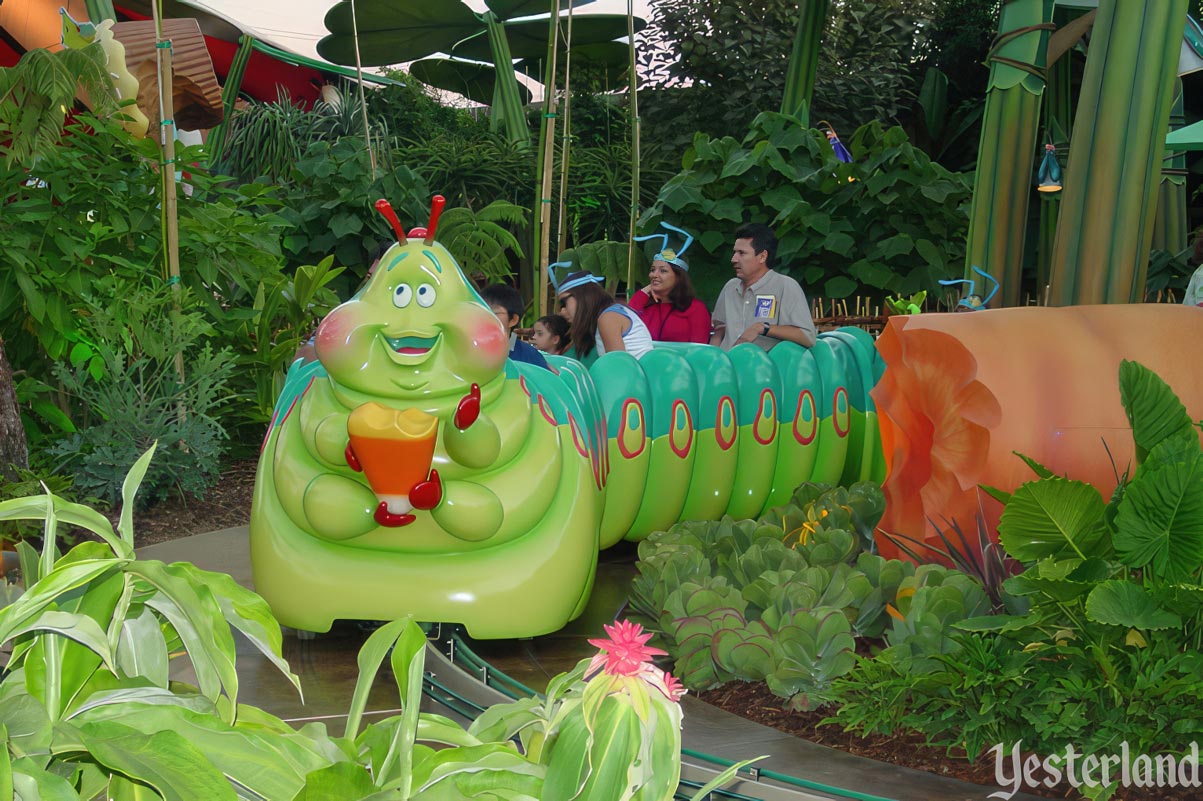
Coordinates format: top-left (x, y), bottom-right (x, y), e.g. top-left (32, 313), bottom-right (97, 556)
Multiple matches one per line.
top-left (557, 240), bottom-right (650, 296)
top-left (0, 450), bottom-right (755, 799)
top-left (437, 200), bottom-right (528, 285)
top-left (400, 130), bottom-right (533, 211)
top-left (215, 92), bottom-right (389, 184)
top-left (640, 112), bottom-right (972, 304)
top-left (828, 360), bottom-right (1203, 767)
top-left (627, 481), bottom-right (993, 709)
top-left (0, 43), bottom-right (114, 167)
top-left (275, 137), bottom-right (429, 290)
top-left (46, 284), bottom-right (235, 507)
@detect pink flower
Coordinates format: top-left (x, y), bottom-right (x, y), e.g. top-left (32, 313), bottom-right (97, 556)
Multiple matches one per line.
top-left (659, 671), bottom-right (686, 702)
top-left (586, 620), bottom-right (667, 678)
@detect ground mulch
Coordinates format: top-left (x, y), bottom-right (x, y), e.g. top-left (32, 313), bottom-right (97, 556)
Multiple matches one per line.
top-left (111, 458), bottom-right (259, 547)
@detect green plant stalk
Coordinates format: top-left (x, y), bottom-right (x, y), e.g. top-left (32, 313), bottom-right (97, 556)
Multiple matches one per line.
top-left (533, 0), bottom-right (560, 318)
top-left (1153, 79), bottom-right (1188, 257)
top-left (963, 0), bottom-right (1054, 308)
top-left (84, 0), bottom-right (116, 23)
top-left (484, 12), bottom-right (529, 149)
top-left (1048, 0), bottom-right (1188, 305)
top-left (1036, 13), bottom-right (1074, 300)
top-left (204, 36), bottom-right (254, 167)
top-left (780, 0), bottom-right (829, 123)
top-left (626, 0), bottom-right (640, 290)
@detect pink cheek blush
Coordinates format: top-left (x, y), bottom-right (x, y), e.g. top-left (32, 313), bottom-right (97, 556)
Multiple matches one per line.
top-left (315, 311), bottom-right (357, 356)
top-left (470, 320), bottom-right (509, 363)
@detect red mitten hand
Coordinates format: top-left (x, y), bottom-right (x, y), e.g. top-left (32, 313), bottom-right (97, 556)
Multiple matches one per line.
top-left (345, 443), bottom-right (363, 472)
top-left (374, 503), bottom-right (415, 527)
top-left (454, 383), bottom-right (481, 430)
top-left (410, 469), bottom-right (443, 510)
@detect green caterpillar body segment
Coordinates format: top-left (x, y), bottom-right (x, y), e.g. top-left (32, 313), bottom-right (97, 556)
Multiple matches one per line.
top-left (250, 213), bottom-right (885, 639)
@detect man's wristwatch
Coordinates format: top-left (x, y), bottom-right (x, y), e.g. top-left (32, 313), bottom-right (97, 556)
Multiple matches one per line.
top-left (761, 322), bottom-right (771, 337)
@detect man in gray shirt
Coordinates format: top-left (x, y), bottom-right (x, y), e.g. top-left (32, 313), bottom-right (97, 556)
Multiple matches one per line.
top-left (710, 223), bottom-right (817, 350)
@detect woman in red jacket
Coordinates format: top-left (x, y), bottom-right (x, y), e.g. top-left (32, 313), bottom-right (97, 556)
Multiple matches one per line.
top-left (629, 223), bottom-right (711, 344)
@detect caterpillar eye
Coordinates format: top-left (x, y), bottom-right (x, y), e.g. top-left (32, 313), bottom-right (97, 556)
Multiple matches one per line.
top-left (393, 284), bottom-right (413, 308)
top-left (416, 283), bottom-right (436, 308)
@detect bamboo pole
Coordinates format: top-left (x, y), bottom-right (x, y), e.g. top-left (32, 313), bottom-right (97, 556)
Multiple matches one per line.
top-left (555, 4), bottom-right (575, 259)
top-left (349, 0), bottom-right (375, 172)
top-left (1048, 0), bottom-right (1188, 305)
top-left (962, 0), bottom-right (1055, 308)
top-left (625, 0), bottom-right (640, 292)
top-left (533, 0), bottom-right (561, 317)
top-left (780, 0), bottom-right (828, 124)
top-left (152, 0), bottom-right (186, 421)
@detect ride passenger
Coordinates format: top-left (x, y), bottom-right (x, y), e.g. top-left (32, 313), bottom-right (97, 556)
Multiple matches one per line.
top-left (629, 223), bottom-right (711, 343)
top-left (480, 284), bottom-right (551, 370)
top-left (556, 270), bottom-right (654, 361)
top-left (531, 314), bottom-right (571, 355)
top-left (710, 222), bottom-right (817, 350)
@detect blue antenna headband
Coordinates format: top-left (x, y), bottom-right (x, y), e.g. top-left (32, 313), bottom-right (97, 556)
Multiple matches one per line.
top-left (939, 266), bottom-right (1000, 310)
top-left (549, 261), bottom-right (604, 294)
top-left (634, 221), bottom-right (694, 271)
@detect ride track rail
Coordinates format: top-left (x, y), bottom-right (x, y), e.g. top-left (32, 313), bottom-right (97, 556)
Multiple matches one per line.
top-left (421, 627), bottom-right (901, 801)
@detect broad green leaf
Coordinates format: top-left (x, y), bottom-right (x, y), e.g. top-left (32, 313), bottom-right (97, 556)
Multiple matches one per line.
top-left (0, 558), bottom-right (122, 646)
top-left (1119, 360), bottom-right (1197, 463)
top-left (10, 756), bottom-right (78, 801)
top-left (75, 703), bottom-right (329, 801)
top-left (1085, 581), bottom-right (1181, 630)
top-left (75, 721), bottom-right (238, 801)
top-left (998, 478), bottom-right (1108, 562)
top-left (167, 564), bottom-right (301, 697)
top-left (131, 562), bottom-right (239, 713)
top-left (118, 444), bottom-right (158, 549)
top-left (1112, 441), bottom-right (1203, 581)
top-left (345, 617), bottom-right (420, 739)
top-left (450, 15), bottom-right (647, 62)
top-left (4, 611), bottom-right (115, 671)
top-left (292, 762), bottom-right (376, 801)
top-left (0, 495), bottom-right (127, 559)
top-left (115, 608), bottom-right (170, 688)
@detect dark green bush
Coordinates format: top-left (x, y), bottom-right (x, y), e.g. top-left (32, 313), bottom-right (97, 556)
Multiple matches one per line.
top-left (640, 112), bottom-right (973, 305)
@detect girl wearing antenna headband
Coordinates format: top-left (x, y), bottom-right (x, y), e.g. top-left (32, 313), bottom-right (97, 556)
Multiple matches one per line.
top-left (551, 264), bottom-right (654, 362)
top-left (630, 222), bottom-right (711, 343)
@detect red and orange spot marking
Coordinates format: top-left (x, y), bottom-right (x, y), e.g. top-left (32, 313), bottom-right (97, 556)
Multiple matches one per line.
top-left (752, 388), bottom-right (778, 445)
top-left (833, 387), bottom-right (850, 438)
top-left (617, 398), bottom-right (646, 459)
top-left (793, 390), bottom-right (818, 445)
top-left (715, 396), bottom-right (737, 451)
top-left (669, 400), bottom-right (694, 458)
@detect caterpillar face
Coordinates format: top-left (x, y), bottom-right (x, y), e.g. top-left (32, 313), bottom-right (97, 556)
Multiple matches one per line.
top-left (315, 240), bottom-right (508, 399)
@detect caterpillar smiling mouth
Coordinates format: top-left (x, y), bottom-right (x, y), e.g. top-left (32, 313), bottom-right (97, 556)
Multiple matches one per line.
top-left (388, 335), bottom-right (437, 354)
top-left (382, 333), bottom-right (441, 364)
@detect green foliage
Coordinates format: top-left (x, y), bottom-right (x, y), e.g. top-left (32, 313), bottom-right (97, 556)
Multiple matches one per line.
top-left (564, 142), bottom-right (674, 246)
top-left (0, 468), bottom-right (77, 546)
top-left (640, 113), bottom-right (972, 303)
top-left (0, 452), bottom-right (751, 799)
top-left (830, 361), bottom-right (1203, 761)
top-left (0, 44), bottom-right (114, 167)
top-left (231, 257), bottom-right (345, 432)
top-left (638, 0), bottom-right (928, 157)
top-left (0, 113), bottom-right (292, 450)
top-left (400, 130), bottom-right (532, 211)
top-left (366, 69), bottom-right (486, 144)
top-left (46, 285), bottom-right (234, 508)
top-left (215, 92), bottom-right (388, 184)
top-left (631, 481), bottom-right (988, 709)
top-left (558, 240), bottom-right (650, 295)
top-left (276, 137), bottom-right (429, 288)
top-left (437, 200), bottom-right (528, 284)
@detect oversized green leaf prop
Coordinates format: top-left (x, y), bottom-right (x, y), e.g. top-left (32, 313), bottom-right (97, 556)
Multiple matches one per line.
top-left (449, 15), bottom-right (646, 62)
top-left (409, 58), bottom-right (533, 107)
top-left (515, 41), bottom-right (630, 85)
top-left (1085, 580), bottom-right (1181, 630)
top-left (1112, 438), bottom-right (1203, 581)
top-left (1119, 359), bottom-right (1198, 463)
top-left (997, 477), bottom-right (1109, 562)
top-left (318, 2), bottom-right (481, 65)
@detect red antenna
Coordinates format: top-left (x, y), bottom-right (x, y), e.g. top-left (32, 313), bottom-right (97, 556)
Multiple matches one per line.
top-left (375, 199), bottom-right (405, 244)
top-left (424, 195), bottom-right (446, 245)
